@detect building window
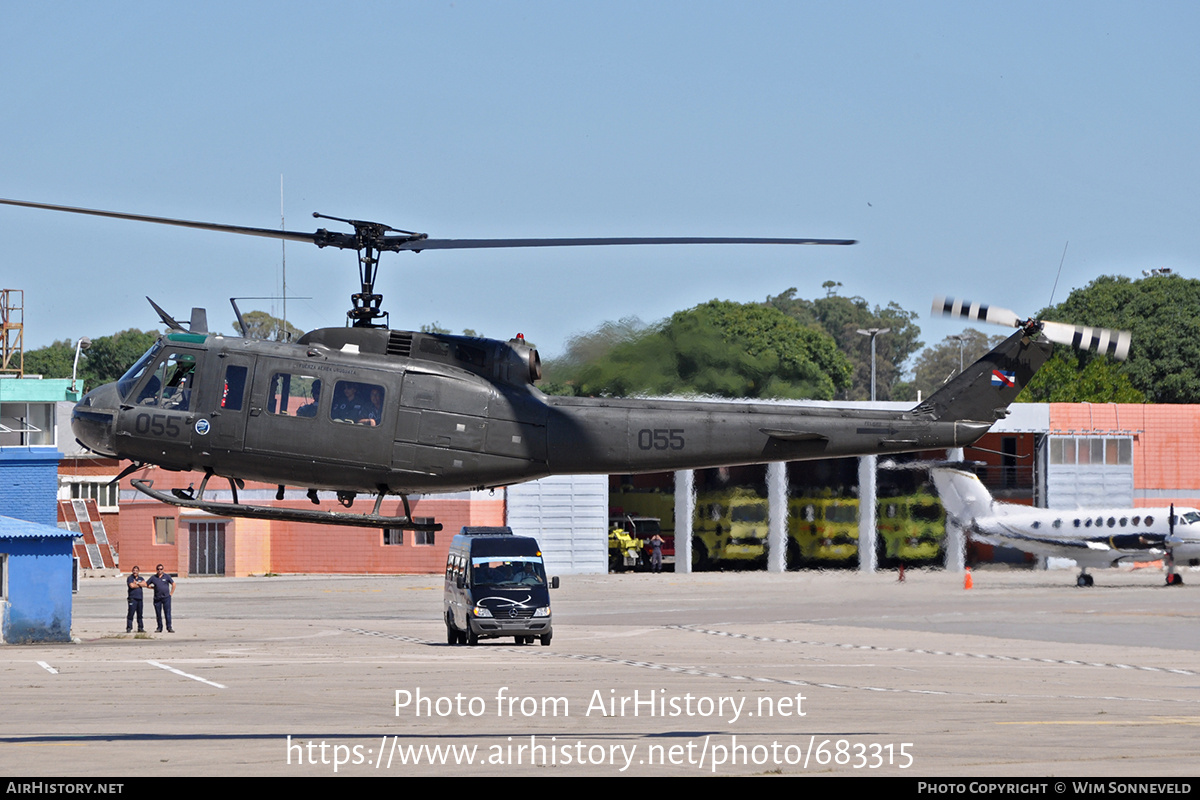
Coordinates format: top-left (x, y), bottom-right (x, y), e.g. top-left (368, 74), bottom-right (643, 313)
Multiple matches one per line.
top-left (414, 519), bottom-right (436, 546)
top-left (0, 553), bottom-right (6, 600)
top-left (65, 480), bottom-right (119, 511)
top-left (383, 529), bottom-right (404, 545)
top-left (154, 517), bottom-right (176, 545)
top-left (1049, 436), bottom-right (1133, 466)
top-left (0, 402), bottom-right (54, 447)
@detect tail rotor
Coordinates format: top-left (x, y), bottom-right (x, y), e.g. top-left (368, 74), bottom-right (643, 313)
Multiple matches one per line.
top-left (932, 296), bottom-right (1131, 361)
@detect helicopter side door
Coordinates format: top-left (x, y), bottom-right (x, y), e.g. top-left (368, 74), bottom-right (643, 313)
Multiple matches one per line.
top-left (242, 361), bottom-right (397, 483)
top-left (203, 352), bottom-right (257, 453)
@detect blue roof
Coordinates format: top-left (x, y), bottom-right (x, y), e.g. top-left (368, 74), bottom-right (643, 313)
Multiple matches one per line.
top-left (0, 515), bottom-right (77, 539)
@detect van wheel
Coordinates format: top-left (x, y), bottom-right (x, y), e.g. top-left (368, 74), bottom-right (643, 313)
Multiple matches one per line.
top-left (467, 629), bottom-right (479, 646)
top-left (540, 633), bottom-right (552, 647)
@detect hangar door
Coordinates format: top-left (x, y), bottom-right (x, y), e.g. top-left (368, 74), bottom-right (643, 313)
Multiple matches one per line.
top-left (1046, 436), bottom-right (1133, 509)
top-left (189, 522), bottom-right (226, 575)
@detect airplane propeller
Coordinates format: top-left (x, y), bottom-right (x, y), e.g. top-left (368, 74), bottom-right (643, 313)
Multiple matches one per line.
top-left (932, 296), bottom-right (1131, 361)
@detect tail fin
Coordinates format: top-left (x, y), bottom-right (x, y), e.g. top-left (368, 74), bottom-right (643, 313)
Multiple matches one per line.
top-left (931, 468), bottom-right (995, 524)
top-left (913, 328), bottom-right (1053, 422)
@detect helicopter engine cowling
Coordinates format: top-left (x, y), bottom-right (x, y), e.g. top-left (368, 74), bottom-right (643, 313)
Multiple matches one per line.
top-left (506, 337), bottom-right (542, 384)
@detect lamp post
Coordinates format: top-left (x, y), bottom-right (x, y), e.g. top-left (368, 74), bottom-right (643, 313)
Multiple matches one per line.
top-left (855, 327), bottom-right (889, 575)
top-left (71, 337), bottom-right (91, 394)
top-left (855, 327), bottom-right (890, 401)
top-left (948, 333), bottom-right (967, 375)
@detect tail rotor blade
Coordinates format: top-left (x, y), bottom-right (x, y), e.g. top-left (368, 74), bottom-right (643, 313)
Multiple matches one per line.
top-left (1039, 321), bottom-right (1131, 361)
top-left (932, 296), bottom-right (1021, 328)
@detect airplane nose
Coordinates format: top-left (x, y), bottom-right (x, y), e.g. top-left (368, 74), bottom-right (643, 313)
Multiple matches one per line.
top-left (71, 382), bottom-right (120, 457)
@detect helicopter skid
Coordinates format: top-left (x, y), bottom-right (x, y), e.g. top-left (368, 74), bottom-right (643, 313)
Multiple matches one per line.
top-left (130, 479), bottom-right (441, 531)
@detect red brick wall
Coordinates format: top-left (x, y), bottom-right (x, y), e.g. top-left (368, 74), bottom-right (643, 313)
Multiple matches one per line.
top-left (114, 465), bottom-right (505, 575)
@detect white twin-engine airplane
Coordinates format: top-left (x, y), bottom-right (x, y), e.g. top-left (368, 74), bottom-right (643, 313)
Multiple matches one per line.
top-left (931, 467), bottom-right (1200, 586)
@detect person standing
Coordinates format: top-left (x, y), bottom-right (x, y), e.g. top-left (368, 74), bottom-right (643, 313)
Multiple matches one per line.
top-left (145, 564), bottom-right (176, 633)
top-left (648, 534), bottom-right (664, 573)
top-left (126, 566), bottom-right (146, 633)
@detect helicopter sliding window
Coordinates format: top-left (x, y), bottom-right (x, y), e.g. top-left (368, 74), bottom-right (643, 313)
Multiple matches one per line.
top-left (221, 366), bottom-right (248, 411)
top-left (135, 353), bottom-right (197, 411)
top-left (330, 380), bottom-right (385, 426)
top-left (267, 373), bottom-right (320, 417)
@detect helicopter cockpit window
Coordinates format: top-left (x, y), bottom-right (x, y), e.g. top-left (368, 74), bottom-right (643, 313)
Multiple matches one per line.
top-left (267, 373), bottom-right (320, 418)
top-left (136, 353), bottom-right (196, 411)
top-left (117, 342), bottom-right (162, 401)
top-left (330, 381), bottom-right (385, 426)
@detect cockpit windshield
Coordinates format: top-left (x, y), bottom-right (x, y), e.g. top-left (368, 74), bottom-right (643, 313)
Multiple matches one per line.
top-left (117, 342), bottom-right (163, 400)
top-left (470, 556), bottom-right (547, 588)
top-left (1179, 511), bottom-right (1200, 526)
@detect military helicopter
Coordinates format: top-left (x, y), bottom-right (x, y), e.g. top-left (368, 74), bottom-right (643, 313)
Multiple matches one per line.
top-left (2, 198), bottom-right (1130, 532)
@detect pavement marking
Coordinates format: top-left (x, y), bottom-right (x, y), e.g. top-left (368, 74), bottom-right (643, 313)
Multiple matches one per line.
top-left (341, 627), bottom-right (949, 696)
top-left (998, 716), bottom-right (1200, 726)
top-left (338, 626), bottom-right (1200, 704)
top-left (673, 625), bottom-right (1200, 676)
top-left (147, 660), bottom-right (226, 689)
top-left (36, 661), bottom-right (58, 674)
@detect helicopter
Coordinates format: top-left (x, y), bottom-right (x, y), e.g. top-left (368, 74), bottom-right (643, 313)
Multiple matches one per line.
top-left (1, 198), bottom-right (1131, 532)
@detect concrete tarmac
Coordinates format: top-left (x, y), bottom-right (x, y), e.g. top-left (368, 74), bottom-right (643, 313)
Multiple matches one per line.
top-left (3, 566), bottom-right (1199, 777)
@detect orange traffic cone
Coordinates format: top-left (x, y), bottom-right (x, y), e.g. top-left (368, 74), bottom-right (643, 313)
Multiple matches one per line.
top-left (963, 567), bottom-right (973, 590)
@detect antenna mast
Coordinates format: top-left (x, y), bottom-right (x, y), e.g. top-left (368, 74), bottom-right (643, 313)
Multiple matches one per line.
top-left (280, 175), bottom-right (288, 340)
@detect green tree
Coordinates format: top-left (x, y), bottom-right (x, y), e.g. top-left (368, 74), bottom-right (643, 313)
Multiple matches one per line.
top-left (237, 310), bottom-right (303, 341)
top-left (764, 287), bottom-right (923, 401)
top-left (556, 300), bottom-right (851, 400)
top-left (1015, 273), bottom-right (1200, 403)
top-left (81, 329), bottom-right (161, 388)
top-left (1016, 351), bottom-right (1145, 403)
top-left (540, 317), bottom-right (648, 393)
top-left (898, 328), bottom-right (1005, 402)
top-left (22, 339), bottom-right (75, 378)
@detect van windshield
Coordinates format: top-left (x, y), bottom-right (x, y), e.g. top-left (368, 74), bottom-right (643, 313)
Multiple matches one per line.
top-left (471, 556), bottom-right (547, 588)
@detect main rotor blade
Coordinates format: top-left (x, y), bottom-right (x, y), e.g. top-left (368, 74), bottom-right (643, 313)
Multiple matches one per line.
top-left (0, 197), bottom-right (323, 245)
top-left (0, 197), bottom-right (856, 252)
top-left (384, 235), bottom-right (857, 251)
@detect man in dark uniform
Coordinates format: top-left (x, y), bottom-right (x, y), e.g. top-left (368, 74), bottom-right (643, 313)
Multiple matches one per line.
top-left (331, 381), bottom-right (368, 423)
top-left (126, 565), bottom-right (145, 633)
top-left (145, 564), bottom-right (176, 633)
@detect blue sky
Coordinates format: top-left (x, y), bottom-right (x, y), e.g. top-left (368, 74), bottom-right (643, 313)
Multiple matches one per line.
top-left (3, 1), bottom-right (1197, 365)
